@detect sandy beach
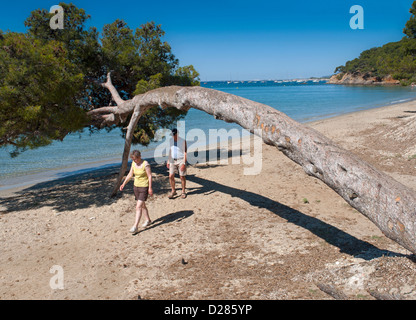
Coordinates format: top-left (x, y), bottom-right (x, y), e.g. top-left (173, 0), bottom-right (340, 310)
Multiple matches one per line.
top-left (1, 100), bottom-right (416, 300)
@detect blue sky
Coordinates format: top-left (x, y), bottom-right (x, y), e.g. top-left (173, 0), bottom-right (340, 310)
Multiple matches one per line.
top-left (0, 0), bottom-right (414, 80)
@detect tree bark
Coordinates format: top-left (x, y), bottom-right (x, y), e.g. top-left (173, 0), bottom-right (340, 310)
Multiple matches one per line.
top-left (88, 84), bottom-right (416, 255)
top-left (367, 290), bottom-right (403, 300)
top-left (317, 283), bottom-right (349, 300)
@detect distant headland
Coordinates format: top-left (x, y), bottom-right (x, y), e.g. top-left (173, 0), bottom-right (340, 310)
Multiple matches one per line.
top-left (328, 1), bottom-right (416, 87)
top-left (327, 73), bottom-right (401, 86)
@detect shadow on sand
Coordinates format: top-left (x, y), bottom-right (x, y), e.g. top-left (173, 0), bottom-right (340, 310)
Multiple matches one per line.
top-left (183, 174), bottom-right (405, 261)
top-left (133, 210), bottom-right (194, 236)
top-left (0, 148), bottom-right (408, 260)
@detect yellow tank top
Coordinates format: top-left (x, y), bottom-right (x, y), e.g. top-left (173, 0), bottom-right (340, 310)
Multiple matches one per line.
top-left (133, 161), bottom-right (149, 187)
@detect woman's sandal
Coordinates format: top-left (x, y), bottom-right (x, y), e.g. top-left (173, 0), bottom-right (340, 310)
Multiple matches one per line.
top-left (142, 220), bottom-right (152, 228)
top-left (168, 191), bottom-right (177, 199)
top-left (181, 193), bottom-right (187, 199)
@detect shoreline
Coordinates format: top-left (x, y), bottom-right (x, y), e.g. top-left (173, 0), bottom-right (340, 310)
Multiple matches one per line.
top-left (304, 96), bottom-right (416, 124)
top-left (308, 95), bottom-right (416, 125)
top-left (1, 97), bottom-right (416, 197)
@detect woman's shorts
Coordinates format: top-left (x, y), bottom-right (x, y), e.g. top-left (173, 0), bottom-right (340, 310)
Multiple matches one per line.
top-left (134, 186), bottom-right (149, 201)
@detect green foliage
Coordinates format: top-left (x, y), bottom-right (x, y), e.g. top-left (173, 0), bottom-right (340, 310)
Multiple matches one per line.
top-left (0, 33), bottom-right (86, 156)
top-left (134, 73), bottom-right (164, 95)
top-left (24, 3), bottom-right (102, 77)
top-left (133, 107), bottom-right (188, 146)
top-left (334, 39), bottom-right (416, 84)
top-left (404, 1), bottom-right (416, 39)
top-left (100, 20), bottom-right (200, 145)
top-left (171, 65), bottom-right (201, 87)
top-left (334, 1), bottom-right (416, 85)
top-left (0, 3), bottom-right (200, 156)
top-left (133, 66), bottom-right (200, 95)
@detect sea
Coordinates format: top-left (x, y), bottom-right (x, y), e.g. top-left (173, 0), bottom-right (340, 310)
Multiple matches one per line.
top-left (1, 79), bottom-right (416, 191)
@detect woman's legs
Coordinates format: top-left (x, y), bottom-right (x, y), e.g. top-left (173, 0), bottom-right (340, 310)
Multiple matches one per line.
top-left (141, 202), bottom-right (151, 226)
top-left (132, 200), bottom-right (151, 230)
top-left (132, 200), bottom-right (144, 230)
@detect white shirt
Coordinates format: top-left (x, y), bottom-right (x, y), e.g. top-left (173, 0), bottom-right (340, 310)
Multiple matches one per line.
top-left (170, 137), bottom-right (186, 160)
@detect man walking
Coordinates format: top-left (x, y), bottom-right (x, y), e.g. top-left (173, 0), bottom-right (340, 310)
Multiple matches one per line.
top-left (167, 128), bottom-right (187, 199)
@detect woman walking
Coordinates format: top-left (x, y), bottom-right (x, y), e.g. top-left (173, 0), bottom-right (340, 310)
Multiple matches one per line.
top-left (120, 150), bottom-right (153, 233)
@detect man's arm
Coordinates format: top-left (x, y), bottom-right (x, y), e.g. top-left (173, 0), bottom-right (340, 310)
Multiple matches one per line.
top-left (167, 138), bottom-right (173, 168)
top-left (183, 141), bottom-right (187, 163)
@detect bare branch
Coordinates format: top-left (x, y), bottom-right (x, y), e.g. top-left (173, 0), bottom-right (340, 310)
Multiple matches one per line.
top-left (101, 72), bottom-right (124, 106)
top-left (317, 283), bottom-right (349, 300)
top-left (87, 106), bottom-right (118, 115)
top-left (368, 290), bottom-right (403, 300)
top-left (87, 100), bottom-right (136, 128)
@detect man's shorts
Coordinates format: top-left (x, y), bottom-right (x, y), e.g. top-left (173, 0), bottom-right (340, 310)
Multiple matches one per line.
top-left (134, 186), bottom-right (149, 201)
top-left (169, 159), bottom-right (187, 176)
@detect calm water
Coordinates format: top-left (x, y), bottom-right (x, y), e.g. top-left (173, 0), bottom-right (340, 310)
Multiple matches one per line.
top-left (1, 80), bottom-right (416, 189)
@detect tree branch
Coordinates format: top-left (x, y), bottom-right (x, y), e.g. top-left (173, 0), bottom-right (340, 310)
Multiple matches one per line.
top-left (95, 84), bottom-right (416, 255)
top-left (101, 72), bottom-right (124, 106)
top-left (110, 105), bottom-right (144, 197)
top-left (88, 106), bottom-right (118, 114)
top-left (317, 283), bottom-right (349, 300)
top-left (367, 290), bottom-right (403, 300)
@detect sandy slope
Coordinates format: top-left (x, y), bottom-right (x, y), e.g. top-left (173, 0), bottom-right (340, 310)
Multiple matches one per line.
top-left (1, 100), bottom-right (416, 300)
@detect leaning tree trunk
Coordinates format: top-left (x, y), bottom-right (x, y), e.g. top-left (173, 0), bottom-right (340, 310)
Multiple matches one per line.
top-left (88, 79), bottom-right (416, 255)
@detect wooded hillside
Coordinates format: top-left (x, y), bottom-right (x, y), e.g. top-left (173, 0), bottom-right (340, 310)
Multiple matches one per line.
top-left (331, 1), bottom-right (416, 85)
